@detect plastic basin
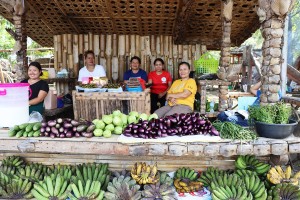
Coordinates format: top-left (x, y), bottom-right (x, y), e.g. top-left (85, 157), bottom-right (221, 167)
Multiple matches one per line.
top-left (255, 119), bottom-right (298, 139)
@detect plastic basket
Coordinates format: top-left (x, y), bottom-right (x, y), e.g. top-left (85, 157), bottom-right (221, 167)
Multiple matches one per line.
top-left (194, 53), bottom-right (219, 75)
top-left (126, 85), bottom-right (143, 92)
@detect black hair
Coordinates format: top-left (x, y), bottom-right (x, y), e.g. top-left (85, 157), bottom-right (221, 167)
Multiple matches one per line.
top-left (178, 61), bottom-right (191, 69)
top-left (130, 56), bottom-right (141, 64)
top-left (29, 61), bottom-right (42, 71)
top-left (153, 58), bottom-right (165, 65)
top-left (84, 50), bottom-right (95, 59)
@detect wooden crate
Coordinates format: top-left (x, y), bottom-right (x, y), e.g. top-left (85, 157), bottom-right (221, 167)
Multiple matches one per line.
top-left (72, 89), bottom-right (151, 121)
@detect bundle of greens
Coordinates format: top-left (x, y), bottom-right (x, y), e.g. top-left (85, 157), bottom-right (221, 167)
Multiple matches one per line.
top-left (212, 121), bottom-right (257, 140)
top-left (248, 102), bottom-right (292, 124)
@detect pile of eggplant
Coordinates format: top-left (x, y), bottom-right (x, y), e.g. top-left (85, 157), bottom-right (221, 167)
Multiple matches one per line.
top-left (122, 112), bottom-right (219, 139)
top-left (40, 118), bottom-right (95, 138)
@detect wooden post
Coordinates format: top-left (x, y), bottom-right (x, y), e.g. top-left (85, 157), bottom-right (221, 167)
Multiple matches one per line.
top-left (73, 34), bottom-right (79, 77)
top-left (106, 35), bottom-right (112, 81)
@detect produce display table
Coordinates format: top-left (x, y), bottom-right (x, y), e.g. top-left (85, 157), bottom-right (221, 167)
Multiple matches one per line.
top-left (1, 129), bottom-right (300, 172)
top-left (72, 89), bottom-right (151, 121)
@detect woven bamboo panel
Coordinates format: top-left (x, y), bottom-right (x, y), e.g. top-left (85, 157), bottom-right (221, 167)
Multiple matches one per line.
top-left (72, 90), bottom-right (151, 121)
top-left (0, 0), bottom-right (259, 49)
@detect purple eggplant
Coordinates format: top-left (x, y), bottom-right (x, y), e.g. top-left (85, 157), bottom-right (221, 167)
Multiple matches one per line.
top-left (64, 118), bottom-right (72, 122)
top-left (50, 133), bottom-right (56, 138)
top-left (157, 130), bottom-right (162, 137)
top-left (41, 122), bottom-right (47, 128)
top-left (66, 131), bottom-right (73, 138)
top-left (51, 127), bottom-right (59, 135)
top-left (47, 120), bottom-right (56, 127)
top-left (161, 133), bottom-right (168, 137)
top-left (55, 124), bottom-right (61, 129)
top-left (123, 133), bottom-right (132, 137)
top-left (138, 127), bottom-right (145, 133)
top-left (59, 133), bottom-right (65, 138)
top-left (210, 127), bottom-right (219, 136)
top-left (138, 133), bottom-right (146, 138)
top-left (71, 120), bottom-right (80, 126)
top-left (44, 132), bottom-right (50, 137)
top-left (82, 132), bottom-right (93, 138)
top-left (40, 132), bottom-right (45, 137)
top-left (63, 123), bottom-right (73, 129)
top-left (46, 127), bottom-right (51, 132)
top-left (75, 132), bottom-right (81, 138)
top-left (40, 127), bottom-right (45, 133)
top-left (72, 127), bottom-right (77, 132)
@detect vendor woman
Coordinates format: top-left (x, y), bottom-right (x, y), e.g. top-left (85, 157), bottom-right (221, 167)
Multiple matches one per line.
top-left (123, 56), bottom-right (148, 82)
top-left (78, 50), bottom-right (106, 82)
top-left (21, 62), bottom-right (49, 115)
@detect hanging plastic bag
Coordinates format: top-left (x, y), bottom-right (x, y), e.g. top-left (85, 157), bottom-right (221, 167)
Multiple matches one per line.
top-left (28, 111), bottom-right (43, 123)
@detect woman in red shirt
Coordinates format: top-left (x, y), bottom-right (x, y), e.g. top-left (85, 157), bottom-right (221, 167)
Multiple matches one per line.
top-left (148, 58), bottom-right (172, 113)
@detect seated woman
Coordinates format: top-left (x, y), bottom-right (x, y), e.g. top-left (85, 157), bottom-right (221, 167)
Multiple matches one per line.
top-left (21, 62), bottom-right (49, 115)
top-left (148, 58), bottom-right (172, 114)
top-left (78, 50), bottom-right (106, 83)
top-left (154, 62), bottom-right (197, 118)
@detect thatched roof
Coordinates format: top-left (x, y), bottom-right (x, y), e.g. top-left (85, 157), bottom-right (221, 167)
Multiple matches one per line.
top-left (0, 0), bottom-right (260, 49)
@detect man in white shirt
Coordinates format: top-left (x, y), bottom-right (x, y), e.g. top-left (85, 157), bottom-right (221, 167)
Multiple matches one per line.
top-left (78, 50), bottom-right (106, 82)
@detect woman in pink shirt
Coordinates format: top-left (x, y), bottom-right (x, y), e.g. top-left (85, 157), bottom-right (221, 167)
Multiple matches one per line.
top-left (148, 58), bottom-right (172, 113)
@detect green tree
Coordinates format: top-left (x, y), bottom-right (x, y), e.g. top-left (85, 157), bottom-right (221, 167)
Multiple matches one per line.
top-left (0, 16), bottom-right (14, 59)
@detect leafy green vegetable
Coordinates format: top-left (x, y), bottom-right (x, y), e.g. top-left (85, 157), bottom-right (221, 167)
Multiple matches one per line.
top-left (248, 102), bottom-right (292, 124)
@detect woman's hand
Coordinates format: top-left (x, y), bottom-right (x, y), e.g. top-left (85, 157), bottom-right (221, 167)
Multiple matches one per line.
top-left (168, 97), bottom-right (177, 105)
top-left (158, 92), bottom-right (166, 99)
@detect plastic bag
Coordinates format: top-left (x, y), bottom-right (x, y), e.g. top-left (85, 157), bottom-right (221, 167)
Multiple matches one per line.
top-left (28, 111), bottom-right (43, 123)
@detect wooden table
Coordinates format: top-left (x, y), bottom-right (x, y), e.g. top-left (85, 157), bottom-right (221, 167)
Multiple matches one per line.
top-left (44, 104), bottom-right (74, 120)
top-left (1, 129), bottom-right (299, 171)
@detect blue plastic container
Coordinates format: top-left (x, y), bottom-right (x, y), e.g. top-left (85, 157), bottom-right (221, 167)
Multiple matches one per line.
top-left (126, 85), bottom-right (143, 92)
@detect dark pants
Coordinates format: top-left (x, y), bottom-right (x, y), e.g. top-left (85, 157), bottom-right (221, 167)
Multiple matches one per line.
top-left (150, 93), bottom-right (167, 114)
top-left (217, 111), bottom-right (249, 127)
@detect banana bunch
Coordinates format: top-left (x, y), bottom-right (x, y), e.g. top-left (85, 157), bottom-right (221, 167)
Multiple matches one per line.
top-left (31, 174), bottom-right (71, 200)
top-left (243, 174), bottom-right (268, 200)
top-left (18, 165), bottom-right (44, 182)
top-left (68, 179), bottom-right (104, 200)
top-left (143, 182), bottom-right (177, 200)
top-left (235, 155), bottom-right (270, 175)
top-left (175, 167), bottom-right (198, 181)
top-left (71, 163), bottom-right (110, 190)
top-left (131, 162), bottom-right (159, 185)
top-left (0, 171), bottom-right (10, 186)
top-left (198, 167), bottom-right (226, 187)
top-left (210, 174), bottom-right (244, 190)
top-left (1, 156), bottom-right (24, 168)
top-left (267, 165), bottom-right (300, 185)
top-left (111, 169), bottom-right (131, 180)
top-left (159, 171), bottom-right (173, 186)
top-left (105, 176), bottom-right (141, 200)
top-left (50, 165), bottom-right (73, 182)
top-left (0, 178), bottom-right (33, 199)
top-left (235, 169), bottom-right (258, 177)
top-left (174, 178), bottom-right (203, 194)
top-left (0, 165), bottom-right (17, 177)
top-left (268, 183), bottom-right (300, 200)
top-left (212, 185), bottom-right (253, 200)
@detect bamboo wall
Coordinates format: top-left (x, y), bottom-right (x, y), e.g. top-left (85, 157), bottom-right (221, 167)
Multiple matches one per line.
top-left (53, 33), bottom-right (208, 81)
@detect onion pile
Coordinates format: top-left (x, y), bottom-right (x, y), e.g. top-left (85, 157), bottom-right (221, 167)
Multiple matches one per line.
top-left (40, 118), bottom-right (95, 138)
top-left (122, 113), bottom-right (219, 139)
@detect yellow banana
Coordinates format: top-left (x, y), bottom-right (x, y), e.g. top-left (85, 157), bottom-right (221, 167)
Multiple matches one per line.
top-left (285, 165), bottom-right (292, 179)
top-left (275, 166), bottom-right (285, 178)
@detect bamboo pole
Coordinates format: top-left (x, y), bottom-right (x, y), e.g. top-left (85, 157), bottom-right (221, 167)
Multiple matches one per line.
top-left (57, 35), bottom-right (62, 70)
top-left (140, 36), bottom-right (145, 70)
top-left (78, 34), bottom-right (84, 56)
top-left (195, 44), bottom-right (201, 60)
top-left (164, 36), bottom-right (169, 58)
top-left (53, 35), bottom-right (58, 70)
top-left (112, 34), bottom-right (118, 82)
top-left (156, 35), bottom-right (161, 57)
top-left (119, 35), bottom-right (125, 81)
top-left (73, 34), bottom-right (79, 77)
top-left (135, 35), bottom-right (140, 58)
top-left (100, 34), bottom-right (106, 72)
top-left (106, 35), bottom-right (112, 81)
top-left (93, 34), bottom-right (100, 65)
top-left (125, 35), bottom-right (130, 56)
top-left (160, 35), bottom-right (164, 57)
top-left (62, 34), bottom-right (68, 69)
top-left (84, 34), bottom-right (89, 52)
top-left (150, 35), bottom-right (156, 56)
top-left (144, 36), bottom-right (151, 73)
top-left (130, 35), bottom-right (135, 58)
top-left (183, 45), bottom-right (188, 62)
top-left (169, 36), bottom-right (173, 58)
top-left (88, 32), bottom-right (93, 51)
top-left (67, 34), bottom-right (72, 55)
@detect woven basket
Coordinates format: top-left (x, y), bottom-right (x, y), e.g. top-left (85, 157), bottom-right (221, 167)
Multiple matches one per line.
top-left (194, 53), bottom-right (219, 75)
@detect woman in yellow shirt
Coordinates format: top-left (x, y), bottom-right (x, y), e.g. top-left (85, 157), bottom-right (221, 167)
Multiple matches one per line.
top-left (154, 62), bottom-right (197, 118)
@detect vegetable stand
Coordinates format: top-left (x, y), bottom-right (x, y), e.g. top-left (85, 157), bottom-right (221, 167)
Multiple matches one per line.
top-left (72, 89), bottom-right (151, 121)
top-left (0, 129), bottom-right (299, 172)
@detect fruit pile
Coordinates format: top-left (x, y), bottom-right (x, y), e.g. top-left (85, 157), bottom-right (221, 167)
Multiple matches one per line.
top-left (0, 155), bottom-right (300, 200)
top-left (123, 112), bottom-right (219, 139)
top-left (92, 110), bottom-right (158, 138)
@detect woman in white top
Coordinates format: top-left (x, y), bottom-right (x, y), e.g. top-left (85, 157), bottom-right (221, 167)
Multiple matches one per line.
top-left (78, 50), bottom-right (106, 82)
